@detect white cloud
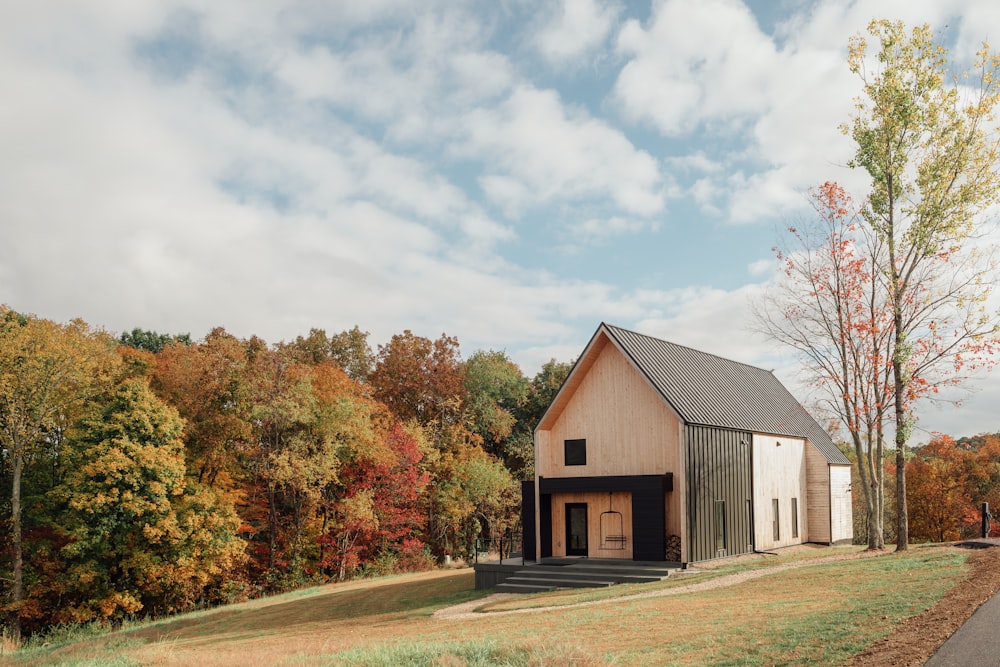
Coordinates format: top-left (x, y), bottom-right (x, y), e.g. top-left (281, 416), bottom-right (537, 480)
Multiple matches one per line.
top-left (613, 0), bottom-right (778, 135)
top-left (576, 216), bottom-right (659, 244)
top-left (534, 0), bottom-right (621, 64)
top-left (463, 85), bottom-right (665, 215)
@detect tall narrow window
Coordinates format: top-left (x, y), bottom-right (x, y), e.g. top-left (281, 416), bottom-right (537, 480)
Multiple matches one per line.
top-left (715, 500), bottom-right (727, 552)
top-left (772, 498), bottom-right (780, 541)
top-left (791, 498), bottom-right (799, 538)
top-left (564, 439), bottom-right (587, 466)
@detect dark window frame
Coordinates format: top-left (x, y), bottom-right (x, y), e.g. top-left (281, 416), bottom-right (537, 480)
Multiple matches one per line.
top-left (772, 498), bottom-right (780, 541)
top-left (564, 438), bottom-right (587, 466)
top-left (715, 500), bottom-right (727, 553)
top-left (791, 497), bottom-right (799, 538)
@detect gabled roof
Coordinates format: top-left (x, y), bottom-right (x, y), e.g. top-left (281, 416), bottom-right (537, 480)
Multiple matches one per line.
top-left (541, 323), bottom-right (849, 465)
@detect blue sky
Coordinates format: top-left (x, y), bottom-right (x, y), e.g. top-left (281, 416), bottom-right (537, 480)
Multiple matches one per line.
top-left (3, 0), bottom-right (1000, 441)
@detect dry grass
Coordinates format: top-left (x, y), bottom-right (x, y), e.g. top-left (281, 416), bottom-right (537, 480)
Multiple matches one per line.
top-left (2, 546), bottom-right (971, 666)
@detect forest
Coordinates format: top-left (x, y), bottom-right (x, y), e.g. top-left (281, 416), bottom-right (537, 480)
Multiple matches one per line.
top-left (0, 306), bottom-right (569, 637)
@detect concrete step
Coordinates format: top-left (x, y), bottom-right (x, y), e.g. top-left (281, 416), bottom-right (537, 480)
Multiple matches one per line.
top-left (540, 564), bottom-right (677, 577)
top-left (490, 559), bottom-right (681, 594)
top-left (495, 582), bottom-right (556, 593)
top-left (510, 569), bottom-right (663, 584)
top-left (502, 576), bottom-right (614, 589)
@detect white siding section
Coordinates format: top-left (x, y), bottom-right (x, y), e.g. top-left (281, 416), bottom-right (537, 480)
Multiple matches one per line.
top-left (830, 464), bottom-right (854, 544)
top-left (752, 434), bottom-right (807, 550)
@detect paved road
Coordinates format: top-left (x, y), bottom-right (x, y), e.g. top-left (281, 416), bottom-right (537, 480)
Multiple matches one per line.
top-left (926, 581), bottom-right (1000, 666)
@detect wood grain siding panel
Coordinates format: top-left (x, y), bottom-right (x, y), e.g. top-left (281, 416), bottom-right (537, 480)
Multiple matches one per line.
top-left (752, 434), bottom-right (808, 550)
top-left (685, 426), bottom-right (753, 563)
top-left (829, 465), bottom-right (853, 543)
top-left (805, 442), bottom-right (832, 543)
top-left (537, 339), bottom-right (683, 541)
top-left (538, 475), bottom-right (671, 560)
top-left (549, 492), bottom-right (634, 559)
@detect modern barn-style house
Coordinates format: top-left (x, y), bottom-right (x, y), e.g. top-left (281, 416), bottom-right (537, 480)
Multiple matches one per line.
top-left (522, 323), bottom-right (852, 566)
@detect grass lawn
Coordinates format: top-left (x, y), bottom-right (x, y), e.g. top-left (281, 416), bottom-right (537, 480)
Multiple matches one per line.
top-left (1, 546), bottom-right (967, 666)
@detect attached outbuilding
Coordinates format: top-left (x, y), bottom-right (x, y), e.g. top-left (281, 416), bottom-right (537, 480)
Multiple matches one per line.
top-left (522, 323), bottom-right (852, 565)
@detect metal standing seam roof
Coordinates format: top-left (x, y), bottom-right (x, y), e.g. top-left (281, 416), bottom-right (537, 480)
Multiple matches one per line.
top-left (602, 323), bottom-right (850, 465)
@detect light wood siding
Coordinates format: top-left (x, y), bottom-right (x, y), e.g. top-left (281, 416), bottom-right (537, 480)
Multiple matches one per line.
top-left (805, 442), bottom-right (832, 543)
top-left (550, 492), bottom-right (634, 559)
top-left (752, 434), bottom-right (808, 550)
top-left (686, 426), bottom-right (753, 562)
top-left (537, 338), bottom-right (682, 541)
top-left (829, 465), bottom-right (853, 543)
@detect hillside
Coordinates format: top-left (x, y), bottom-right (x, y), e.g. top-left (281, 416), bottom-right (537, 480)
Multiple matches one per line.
top-left (6, 544), bottom-right (1000, 666)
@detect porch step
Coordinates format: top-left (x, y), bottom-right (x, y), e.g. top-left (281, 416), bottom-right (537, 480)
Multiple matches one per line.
top-left (501, 575), bottom-right (614, 589)
top-left (495, 582), bottom-right (557, 593)
top-left (508, 569), bottom-right (663, 585)
top-left (491, 559), bottom-right (680, 593)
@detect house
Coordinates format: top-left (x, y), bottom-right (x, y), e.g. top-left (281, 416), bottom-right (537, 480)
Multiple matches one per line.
top-left (522, 323), bottom-right (852, 565)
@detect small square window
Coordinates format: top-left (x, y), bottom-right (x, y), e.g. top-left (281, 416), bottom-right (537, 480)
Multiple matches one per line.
top-left (564, 439), bottom-right (587, 466)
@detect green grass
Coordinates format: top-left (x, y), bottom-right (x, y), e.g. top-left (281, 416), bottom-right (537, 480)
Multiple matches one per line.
top-left (325, 638), bottom-right (601, 667)
top-left (477, 544), bottom-right (867, 612)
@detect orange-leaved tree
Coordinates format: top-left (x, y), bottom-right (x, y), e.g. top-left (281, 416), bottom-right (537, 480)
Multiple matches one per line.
top-left (756, 182), bottom-right (894, 549)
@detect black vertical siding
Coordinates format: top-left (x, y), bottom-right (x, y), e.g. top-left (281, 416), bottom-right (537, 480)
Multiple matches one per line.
top-left (539, 493), bottom-right (553, 558)
top-left (630, 482), bottom-right (666, 560)
top-left (686, 425), bottom-right (753, 562)
top-left (521, 481), bottom-right (536, 560)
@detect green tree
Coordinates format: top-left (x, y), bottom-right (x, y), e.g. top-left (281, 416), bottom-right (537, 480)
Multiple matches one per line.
top-left (118, 328), bottom-right (192, 354)
top-left (462, 350), bottom-right (529, 473)
top-left (0, 308), bottom-right (118, 638)
top-left (845, 20), bottom-right (1000, 550)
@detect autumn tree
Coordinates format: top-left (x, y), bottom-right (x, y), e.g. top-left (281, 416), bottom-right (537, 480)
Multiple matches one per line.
top-left (369, 331), bottom-right (465, 427)
top-left (280, 326), bottom-right (374, 381)
top-left (905, 436), bottom-right (978, 542)
top-left (152, 328), bottom-right (253, 488)
top-left (755, 183), bottom-right (894, 549)
top-left (54, 378), bottom-right (244, 622)
top-left (845, 20), bottom-right (1000, 550)
top-left (0, 307), bottom-right (118, 638)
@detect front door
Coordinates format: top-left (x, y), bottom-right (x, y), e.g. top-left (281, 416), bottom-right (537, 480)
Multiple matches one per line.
top-left (565, 503), bottom-right (588, 556)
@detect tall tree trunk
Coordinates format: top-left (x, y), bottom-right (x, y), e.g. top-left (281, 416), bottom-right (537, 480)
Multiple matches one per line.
top-left (10, 451), bottom-right (24, 641)
top-left (267, 481), bottom-right (278, 571)
top-left (894, 349), bottom-right (909, 551)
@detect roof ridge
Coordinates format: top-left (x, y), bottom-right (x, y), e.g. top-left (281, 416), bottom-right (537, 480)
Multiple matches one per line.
top-left (602, 322), bottom-right (774, 376)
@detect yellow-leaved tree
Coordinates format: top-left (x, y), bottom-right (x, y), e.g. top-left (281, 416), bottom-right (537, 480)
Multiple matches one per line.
top-left (845, 20), bottom-right (1000, 550)
top-left (0, 307), bottom-right (118, 639)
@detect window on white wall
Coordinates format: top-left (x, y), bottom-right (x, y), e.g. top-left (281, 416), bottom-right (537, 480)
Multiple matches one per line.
top-left (772, 498), bottom-right (780, 541)
top-left (791, 497), bottom-right (799, 538)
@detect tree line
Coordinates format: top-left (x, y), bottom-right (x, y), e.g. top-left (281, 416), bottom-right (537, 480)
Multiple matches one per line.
top-left (0, 309), bottom-right (571, 638)
top-left (845, 433), bottom-right (1000, 546)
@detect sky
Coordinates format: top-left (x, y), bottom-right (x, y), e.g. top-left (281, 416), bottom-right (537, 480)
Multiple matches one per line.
top-left (3, 0), bottom-right (1000, 443)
